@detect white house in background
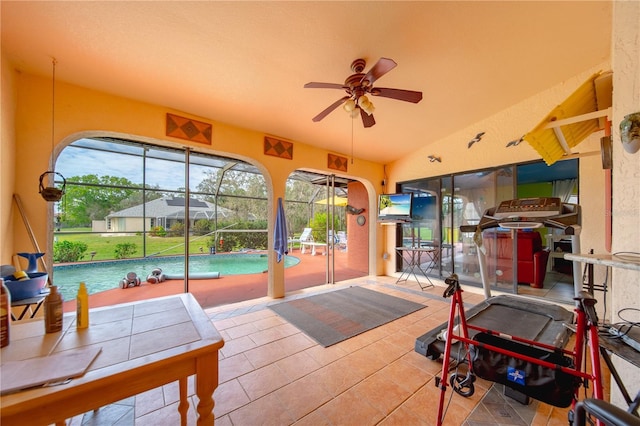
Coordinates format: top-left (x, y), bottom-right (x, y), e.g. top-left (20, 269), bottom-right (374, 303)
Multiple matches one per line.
top-left (96, 197), bottom-right (235, 233)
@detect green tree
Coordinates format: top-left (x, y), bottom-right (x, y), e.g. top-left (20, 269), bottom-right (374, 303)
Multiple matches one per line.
top-left (285, 179), bottom-right (317, 235)
top-left (309, 212), bottom-right (340, 243)
top-left (60, 175), bottom-right (138, 226)
top-left (197, 169), bottom-right (268, 222)
top-left (117, 186), bottom-right (166, 210)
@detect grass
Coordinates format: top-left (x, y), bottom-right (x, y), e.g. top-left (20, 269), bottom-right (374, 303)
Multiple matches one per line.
top-left (54, 230), bottom-right (218, 263)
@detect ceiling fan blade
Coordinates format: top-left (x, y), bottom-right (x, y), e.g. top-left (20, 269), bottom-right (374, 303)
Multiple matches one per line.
top-left (312, 96), bottom-right (350, 122)
top-left (360, 108), bottom-right (376, 128)
top-left (370, 87), bottom-right (423, 103)
top-left (360, 57), bottom-right (397, 86)
top-left (304, 82), bottom-right (346, 90)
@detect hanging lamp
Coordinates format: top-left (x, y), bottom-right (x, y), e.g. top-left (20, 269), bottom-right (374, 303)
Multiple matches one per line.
top-left (39, 58), bottom-right (66, 202)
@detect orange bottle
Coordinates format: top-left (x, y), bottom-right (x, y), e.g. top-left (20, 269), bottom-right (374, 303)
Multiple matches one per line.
top-left (44, 285), bottom-right (63, 333)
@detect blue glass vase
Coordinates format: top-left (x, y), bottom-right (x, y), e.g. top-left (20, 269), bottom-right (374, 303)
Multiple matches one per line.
top-left (17, 252), bottom-right (45, 274)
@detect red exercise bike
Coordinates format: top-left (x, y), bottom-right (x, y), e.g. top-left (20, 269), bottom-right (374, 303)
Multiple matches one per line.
top-left (434, 273), bottom-right (604, 425)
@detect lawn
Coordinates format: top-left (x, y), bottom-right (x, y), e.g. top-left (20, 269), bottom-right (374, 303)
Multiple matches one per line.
top-left (54, 230), bottom-right (218, 263)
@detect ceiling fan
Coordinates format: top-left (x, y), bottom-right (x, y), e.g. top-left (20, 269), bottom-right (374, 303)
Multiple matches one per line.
top-left (304, 57), bottom-right (423, 128)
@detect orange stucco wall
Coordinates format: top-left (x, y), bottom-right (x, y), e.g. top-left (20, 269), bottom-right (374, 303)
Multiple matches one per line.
top-left (3, 70), bottom-right (385, 298)
top-left (1, 53), bottom-right (17, 265)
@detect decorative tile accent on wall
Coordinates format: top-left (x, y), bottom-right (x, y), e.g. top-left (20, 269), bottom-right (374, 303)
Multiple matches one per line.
top-left (328, 154), bottom-right (348, 172)
top-left (166, 113), bottom-right (212, 145)
top-left (264, 136), bottom-right (293, 160)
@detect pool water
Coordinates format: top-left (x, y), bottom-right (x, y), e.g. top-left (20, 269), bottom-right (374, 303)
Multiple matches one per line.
top-left (53, 253), bottom-right (300, 301)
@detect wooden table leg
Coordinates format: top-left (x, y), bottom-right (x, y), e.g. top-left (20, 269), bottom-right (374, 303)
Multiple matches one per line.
top-left (178, 377), bottom-right (189, 426)
top-left (195, 352), bottom-right (217, 425)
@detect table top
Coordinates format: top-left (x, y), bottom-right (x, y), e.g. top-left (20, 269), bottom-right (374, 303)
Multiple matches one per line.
top-left (564, 253), bottom-right (640, 271)
top-left (396, 246), bottom-right (438, 252)
top-left (10, 294), bottom-right (46, 307)
top-left (1, 293), bottom-right (223, 416)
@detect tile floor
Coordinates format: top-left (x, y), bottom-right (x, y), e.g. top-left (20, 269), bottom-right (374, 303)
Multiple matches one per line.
top-left (63, 272), bottom-right (610, 426)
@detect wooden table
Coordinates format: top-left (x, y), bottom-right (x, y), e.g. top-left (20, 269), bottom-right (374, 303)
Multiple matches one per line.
top-left (1, 293), bottom-right (224, 425)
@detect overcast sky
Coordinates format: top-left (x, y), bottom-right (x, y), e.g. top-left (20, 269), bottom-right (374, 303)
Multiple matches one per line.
top-left (56, 141), bottom-right (211, 191)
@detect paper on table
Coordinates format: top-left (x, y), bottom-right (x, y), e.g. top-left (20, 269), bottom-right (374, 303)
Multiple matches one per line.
top-left (1, 346), bottom-right (102, 395)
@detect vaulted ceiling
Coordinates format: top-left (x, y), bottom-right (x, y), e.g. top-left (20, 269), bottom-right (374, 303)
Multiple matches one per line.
top-left (1, 1), bottom-right (611, 164)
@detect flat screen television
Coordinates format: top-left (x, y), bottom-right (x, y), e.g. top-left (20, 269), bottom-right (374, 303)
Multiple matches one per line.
top-left (378, 193), bottom-right (413, 221)
top-left (411, 195), bottom-right (437, 221)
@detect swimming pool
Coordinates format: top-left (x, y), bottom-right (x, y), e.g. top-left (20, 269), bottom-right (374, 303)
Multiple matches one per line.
top-left (53, 253), bottom-right (300, 301)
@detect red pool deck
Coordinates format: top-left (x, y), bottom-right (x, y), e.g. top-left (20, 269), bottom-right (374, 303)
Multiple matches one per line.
top-left (61, 249), bottom-right (366, 312)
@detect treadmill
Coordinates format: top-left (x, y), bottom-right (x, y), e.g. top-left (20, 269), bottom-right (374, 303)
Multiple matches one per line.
top-left (415, 197), bottom-right (581, 361)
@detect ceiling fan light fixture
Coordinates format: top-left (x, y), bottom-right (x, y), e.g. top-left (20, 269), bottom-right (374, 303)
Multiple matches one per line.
top-left (359, 96), bottom-right (375, 115)
top-left (362, 103), bottom-right (375, 115)
top-left (305, 57), bottom-right (421, 127)
top-left (343, 98), bottom-right (356, 112)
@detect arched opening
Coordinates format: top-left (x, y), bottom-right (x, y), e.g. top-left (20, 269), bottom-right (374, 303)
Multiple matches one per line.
top-left (51, 137), bottom-right (277, 308)
top-left (285, 170), bottom-right (369, 287)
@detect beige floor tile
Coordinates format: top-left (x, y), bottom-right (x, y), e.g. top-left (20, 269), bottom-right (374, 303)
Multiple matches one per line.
top-left (213, 379), bottom-right (251, 417)
top-left (303, 342), bottom-right (348, 366)
top-left (227, 392), bottom-right (294, 426)
top-left (344, 346), bottom-right (390, 377)
top-left (294, 409), bottom-right (332, 426)
top-left (247, 325), bottom-right (289, 346)
top-left (243, 338), bottom-right (291, 369)
top-left (401, 382), bottom-right (445, 424)
top-left (378, 404), bottom-right (432, 426)
top-left (161, 376), bottom-right (195, 405)
top-left (367, 337), bottom-right (412, 362)
top-left (224, 321), bottom-right (260, 339)
top-left (353, 370), bottom-right (413, 415)
top-left (218, 352), bottom-right (255, 383)
top-left (83, 276), bottom-right (596, 426)
top-left (212, 414), bottom-right (234, 426)
top-left (383, 328), bottom-right (421, 349)
top-left (134, 386), bottom-right (165, 417)
top-left (317, 387), bottom-right (385, 425)
top-left (219, 335), bottom-right (258, 358)
top-left (134, 398), bottom-right (197, 426)
top-left (382, 358), bottom-right (436, 394)
top-left (273, 374), bottom-right (333, 420)
top-left (237, 363), bottom-right (291, 400)
top-left (306, 359), bottom-right (364, 396)
top-left (278, 331), bottom-right (316, 355)
top-left (274, 350), bottom-right (322, 381)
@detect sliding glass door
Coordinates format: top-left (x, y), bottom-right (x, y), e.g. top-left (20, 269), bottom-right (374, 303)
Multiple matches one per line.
top-left (399, 160), bottom-right (577, 298)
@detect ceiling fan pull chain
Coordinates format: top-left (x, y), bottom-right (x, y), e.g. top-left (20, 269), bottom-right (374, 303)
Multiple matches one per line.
top-left (351, 115), bottom-right (354, 164)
